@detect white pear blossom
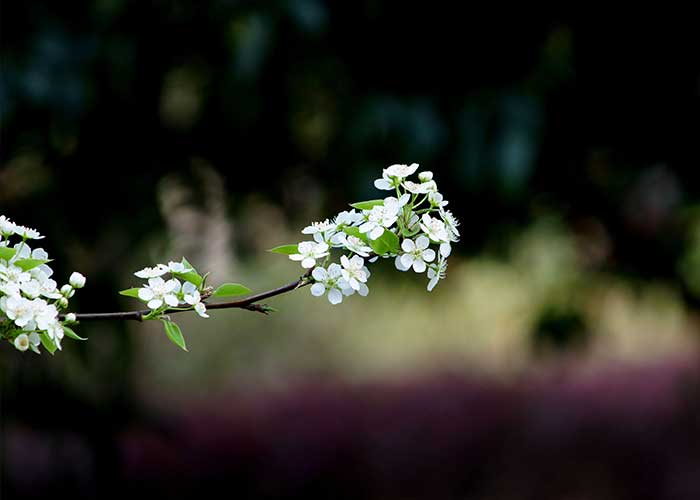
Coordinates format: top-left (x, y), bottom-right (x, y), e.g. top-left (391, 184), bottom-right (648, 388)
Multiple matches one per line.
top-left (2, 295), bottom-right (34, 327)
top-left (168, 261), bottom-right (192, 273)
top-left (333, 210), bottom-right (363, 227)
top-left (289, 241), bottom-right (330, 269)
top-left (69, 272), bottom-right (86, 288)
top-left (134, 264), bottom-right (170, 279)
top-left (358, 196), bottom-right (406, 240)
top-left (440, 209), bottom-right (460, 241)
top-left (310, 264), bottom-right (351, 304)
top-left (386, 163), bottom-right (419, 178)
top-left (403, 180), bottom-right (433, 194)
top-left (65, 313), bottom-right (77, 322)
top-left (138, 277), bottom-right (181, 310)
top-left (419, 214), bottom-right (450, 243)
top-left (13, 225), bottom-right (44, 240)
top-left (429, 191), bottom-right (448, 208)
top-left (302, 219), bottom-right (337, 243)
top-left (340, 255), bottom-right (370, 295)
top-left (182, 281), bottom-right (208, 318)
top-left (14, 333), bottom-right (30, 351)
top-left (418, 171), bottom-right (433, 182)
top-left (334, 233), bottom-right (373, 257)
top-left (0, 215), bottom-right (16, 235)
top-left (0, 264), bottom-right (31, 286)
top-left (396, 236), bottom-right (435, 273)
top-left (427, 259), bottom-right (448, 292)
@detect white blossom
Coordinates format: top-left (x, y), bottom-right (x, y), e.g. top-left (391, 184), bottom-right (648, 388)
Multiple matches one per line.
top-left (168, 261), bottom-right (192, 273)
top-left (386, 163), bottom-right (419, 178)
top-left (333, 210), bottom-right (363, 227)
top-left (340, 255), bottom-right (370, 295)
top-left (440, 209), bottom-right (460, 241)
top-left (310, 264), bottom-right (351, 304)
top-left (302, 219), bottom-right (337, 243)
top-left (69, 272), bottom-right (86, 288)
top-left (418, 171), bottom-right (433, 182)
top-left (14, 333), bottom-right (30, 351)
top-left (13, 225), bottom-right (44, 240)
top-left (396, 236), bottom-right (435, 273)
top-left (429, 191), bottom-right (448, 208)
top-left (427, 259), bottom-right (448, 292)
top-left (334, 233), bottom-right (372, 257)
top-left (358, 196), bottom-right (406, 240)
top-left (65, 313), bottom-right (77, 322)
top-left (2, 295), bottom-right (35, 327)
top-left (0, 215), bottom-right (16, 236)
top-left (138, 277), bottom-right (181, 310)
top-left (182, 281), bottom-right (209, 318)
top-left (419, 214), bottom-right (450, 243)
top-left (289, 241), bottom-right (330, 269)
top-left (134, 264), bottom-right (169, 279)
top-left (403, 180), bottom-right (433, 194)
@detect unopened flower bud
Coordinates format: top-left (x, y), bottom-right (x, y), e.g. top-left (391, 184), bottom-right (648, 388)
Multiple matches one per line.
top-left (14, 334), bottom-right (29, 352)
top-left (65, 313), bottom-right (76, 322)
top-left (59, 297), bottom-right (69, 308)
top-left (60, 284), bottom-right (74, 297)
top-left (69, 272), bottom-right (86, 288)
top-left (418, 171), bottom-right (433, 182)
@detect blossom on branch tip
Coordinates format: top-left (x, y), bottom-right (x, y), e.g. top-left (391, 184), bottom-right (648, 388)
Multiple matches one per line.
top-left (289, 241), bottom-right (330, 269)
top-left (419, 214), bottom-right (450, 243)
top-left (69, 272), bottom-right (86, 288)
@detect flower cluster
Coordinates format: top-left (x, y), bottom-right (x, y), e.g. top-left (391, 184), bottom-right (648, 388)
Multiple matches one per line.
top-left (122, 259), bottom-right (210, 319)
top-left (277, 164), bottom-right (458, 303)
top-left (0, 215), bottom-right (86, 354)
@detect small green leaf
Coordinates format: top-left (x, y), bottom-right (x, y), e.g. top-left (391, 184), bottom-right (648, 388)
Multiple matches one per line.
top-left (40, 334), bottom-right (57, 355)
top-left (0, 246), bottom-right (16, 260)
top-left (213, 283), bottom-right (251, 298)
top-left (14, 258), bottom-right (51, 271)
top-left (173, 270), bottom-right (203, 287)
top-left (62, 326), bottom-right (86, 341)
top-left (181, 257), bottom-right (197, 274)
top-left (350, 199), bottom-right (384, 211)
top-left (369, 230), bottom-right (400, 256)
top-left (269, 244), bottom-right (299, 255)
top-left (162, 320), bottom-right (187, 351)
top-left (119, 288), bottom-right (142, 298)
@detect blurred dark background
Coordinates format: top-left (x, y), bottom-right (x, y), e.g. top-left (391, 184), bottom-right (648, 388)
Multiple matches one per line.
top-left (2, 2), bottom-right (700, 499)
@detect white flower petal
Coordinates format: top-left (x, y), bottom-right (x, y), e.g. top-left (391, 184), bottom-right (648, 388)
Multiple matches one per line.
top-left (416, 235), bottom-right (430, 250)
top-left (147, 299), bottom-right (163, 310)
top-left (422, 249), bottom-right (436, 262)
top-left (328, 288), bottom-right (343, 305)
top-left (301, 257), bottom-right (316, 269)
top-left (401, 239), bottom-right (415, 252)
top-left (401, 254), bottom-right (415, 268)
top-left (412, 259), bottom-right (427, 273)
top-left (311, 283), bottom-right (326, 296)
top-left (138, 288), bottom-right (154, 301)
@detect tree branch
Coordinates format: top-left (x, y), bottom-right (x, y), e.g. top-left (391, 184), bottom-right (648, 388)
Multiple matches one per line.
top-left (68, 270), bottom-right (313, 322)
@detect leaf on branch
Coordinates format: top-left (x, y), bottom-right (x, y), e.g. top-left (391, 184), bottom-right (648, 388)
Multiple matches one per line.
top-left (14, 258), bottom-right (52, 272)
top-left (161, 319), bottom-right (187, 351)
top-left (350, 199), bottom-right (384, 210)
top-left (40, 333), bottom-right (57, 355)
top-left (119, 288), bottom-right (142, 298)
top-left (369, 230), bottom-right (400, 256)
top-left (62, 326), bottom-right (86, 341)
top-left (269, 244), bottom-right (299, 255)
top-left (0, 247), bottom-right (16, 260)
top-left (212, 283), bottom-right (251, 298)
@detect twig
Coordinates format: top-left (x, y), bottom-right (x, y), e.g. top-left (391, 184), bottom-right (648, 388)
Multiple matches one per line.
top-left (67, 270), bottom-right (313, 322)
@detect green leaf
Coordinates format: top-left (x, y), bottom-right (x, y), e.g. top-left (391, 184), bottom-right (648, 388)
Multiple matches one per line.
top-left (173, 270), bottom-right (203, 287)
top-left (369, 229), bottom-right (400, 256)
top-left (14, 258), bottom-right (51, 272)
top-left (213, 283), bottom-right (251, 298)
top-left (119, 288), bottom-right (142, 298)
top-left (181, 257), bottom-right (198, 274)
top-left (62, 326), bottom-right (86, 341)
top-left (40, 334), bottom-right (57, 355)
top-left (162, 320), bottom-right (187, 351)
top-left (0, 246), bottom-right (16, 261)
top-left (269, 244), bottom-right (299, 255)
top-left (350, 199), bottom-right (384, 211)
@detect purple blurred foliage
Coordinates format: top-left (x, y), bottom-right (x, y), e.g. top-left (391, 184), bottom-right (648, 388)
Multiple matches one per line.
top-left (4, 358), bottom-right (700, 500)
